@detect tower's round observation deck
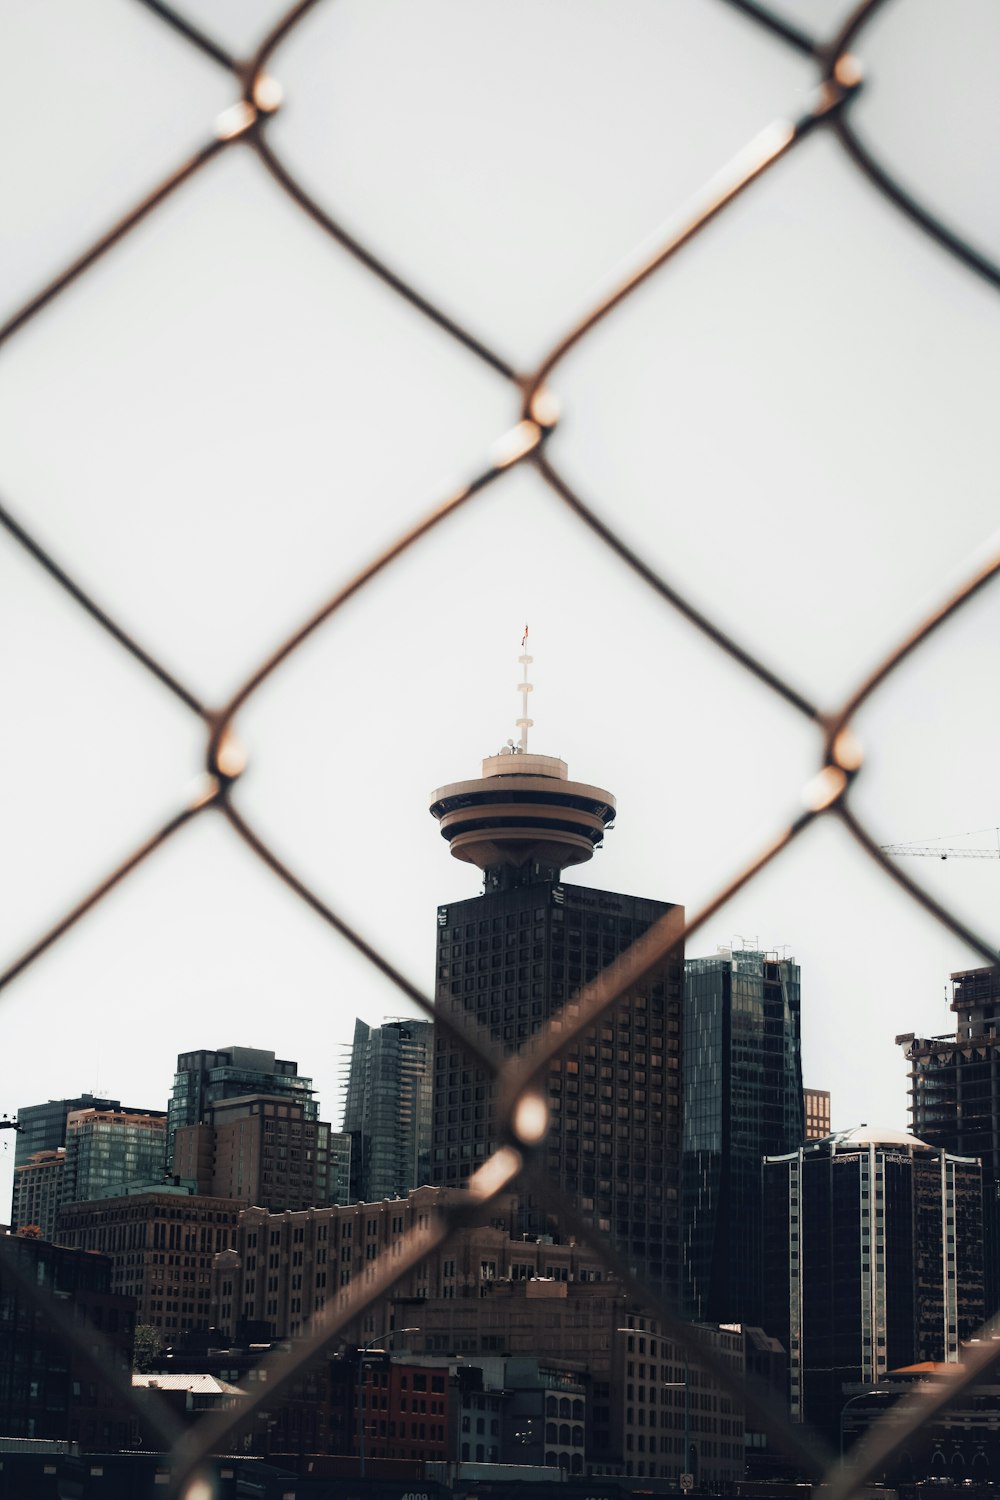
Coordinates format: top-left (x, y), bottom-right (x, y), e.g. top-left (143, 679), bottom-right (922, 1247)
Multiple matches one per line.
top-left (429, 750), bottom-right (616, 883)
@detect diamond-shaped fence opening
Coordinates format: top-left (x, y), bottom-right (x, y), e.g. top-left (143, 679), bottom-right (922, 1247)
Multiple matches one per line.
top-left (2, 1), bottom-right (999, 1496)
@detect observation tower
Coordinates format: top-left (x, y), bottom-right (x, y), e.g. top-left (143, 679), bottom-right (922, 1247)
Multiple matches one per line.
top-left (429, 633), bottom-right (616, 890)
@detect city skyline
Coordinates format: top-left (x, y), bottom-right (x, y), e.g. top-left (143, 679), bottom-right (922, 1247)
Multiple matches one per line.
top-left (1, 684), bottom-right (993, 1221)
top-left (3, 0), bottom-right (999, 1234)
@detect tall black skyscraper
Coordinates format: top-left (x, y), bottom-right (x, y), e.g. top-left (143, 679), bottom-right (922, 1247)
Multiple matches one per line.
top-left (682, 945), bottom-right (804, 1324)
top-left (428, 643), bottom-right (684, 1300)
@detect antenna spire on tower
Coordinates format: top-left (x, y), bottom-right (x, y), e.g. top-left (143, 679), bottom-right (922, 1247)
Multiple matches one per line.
top-left (429, 623), bottom-right (617, 885)
top-left (516, 624), bottom-right (533, 753)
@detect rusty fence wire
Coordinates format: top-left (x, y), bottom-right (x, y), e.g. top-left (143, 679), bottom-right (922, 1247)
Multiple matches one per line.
top-left (2, 0), bottom-right (1000, 1494)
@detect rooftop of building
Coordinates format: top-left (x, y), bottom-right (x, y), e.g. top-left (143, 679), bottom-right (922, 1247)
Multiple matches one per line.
top-left (826, 1125), bottom-right (919, 1148)
top-left (133, 1373), bottom-right (245, 1396)
top-left (767, 1124), bottom-right (979, 1162)
top-left (174, 1046), bottom-right (303, 1075)
top-left (66, 1107), bottom-right (167, 1126)
top-left (688, 942), bottom-right (797, 966)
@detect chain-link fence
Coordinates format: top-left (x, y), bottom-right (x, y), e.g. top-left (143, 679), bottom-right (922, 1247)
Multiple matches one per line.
top-left (2, 0), bottom-right (1000, 1494)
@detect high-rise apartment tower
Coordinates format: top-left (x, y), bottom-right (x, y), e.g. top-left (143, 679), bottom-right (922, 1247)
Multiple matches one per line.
top-left (13, 1094), bottom-right (122, 1172)
top-left (168, 1046), bottom-right (334, 1211)
top-left (64, 1106), bottom-right (168, 1203)
top-left (167, 1046), bottom-right (317, 1169)
top-left (11, 1094), bottom-right (163, 1231)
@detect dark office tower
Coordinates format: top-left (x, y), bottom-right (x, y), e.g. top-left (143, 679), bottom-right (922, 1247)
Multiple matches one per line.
top-left (428, 649), bottom-right (683, 1300)
top-left (900, 965), bottom-right (1000, 1321)
top-left (167, 1046), bottom-right (317, 1170)
top-left (682, 945), bottom-right (804, 1325)
top-left (342, 1018), bottom-right (433, 1202)
top-left (762, 1128), bottom-right (984, 1445)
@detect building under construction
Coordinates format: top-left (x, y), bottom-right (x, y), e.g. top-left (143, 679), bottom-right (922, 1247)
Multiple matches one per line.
top-left (898, 964), bottom-right (1000, 1320)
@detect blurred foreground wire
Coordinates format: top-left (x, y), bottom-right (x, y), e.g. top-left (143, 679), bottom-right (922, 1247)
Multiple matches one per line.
top-left (2, 0), bottom-right (999, 1494)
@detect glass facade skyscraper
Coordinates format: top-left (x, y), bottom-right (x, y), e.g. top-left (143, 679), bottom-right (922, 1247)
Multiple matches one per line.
top-left (342, 1017), bottom-right (433, 1203)
top-left (13, 1094), bottom-right (121, 1173)
top-left (65, 1107), bottom-right (167, 1202)
top-left (682, 946), bottom-right (804, 1325)
top-left (11, 1094), bottom-right (160, 1231)
top-left (12, 1107), bottom-right (168, 1239)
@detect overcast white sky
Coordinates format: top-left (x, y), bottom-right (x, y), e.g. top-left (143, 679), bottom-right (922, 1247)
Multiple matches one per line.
top-left (2, 0), bottom-right (999, 1213)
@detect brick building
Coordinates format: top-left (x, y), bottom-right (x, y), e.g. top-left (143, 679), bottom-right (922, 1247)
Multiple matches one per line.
top-left (211, 1186), bottom-right (744, 1479)
top-left (173, 1094), bottom-right (334, 1214)
top-left (58, 1189), bottom-right (242, 1337)
top-left (210, 1185), bottom-right (607, 1344)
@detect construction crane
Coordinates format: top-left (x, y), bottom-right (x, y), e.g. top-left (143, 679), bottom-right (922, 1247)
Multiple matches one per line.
top-left (880, 833), bottom-right (1000, 860)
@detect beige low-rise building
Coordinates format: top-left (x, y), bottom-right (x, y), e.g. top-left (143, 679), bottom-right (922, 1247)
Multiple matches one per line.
top-left (58, 1189), bottom-right (242, 1337)
top-left (211, 1185), bottom-right (745, 1480)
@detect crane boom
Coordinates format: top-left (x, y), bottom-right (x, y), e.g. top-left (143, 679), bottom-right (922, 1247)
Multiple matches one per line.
top-left (879, 844), bottom-right (1000, 859)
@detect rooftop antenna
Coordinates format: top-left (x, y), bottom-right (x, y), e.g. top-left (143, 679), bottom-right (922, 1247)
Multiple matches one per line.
top-left (516, 624), bottom-right (533, 753)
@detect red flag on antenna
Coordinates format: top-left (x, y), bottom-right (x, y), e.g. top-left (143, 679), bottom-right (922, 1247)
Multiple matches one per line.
top-left (522, 625), bottom-right (529, 647)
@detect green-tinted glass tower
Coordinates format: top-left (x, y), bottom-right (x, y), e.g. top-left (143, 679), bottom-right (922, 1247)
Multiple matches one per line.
top-left (682, 945), bottom-right (804, 1324)
top-left (343, 1017), bottom-right (433, 1202)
